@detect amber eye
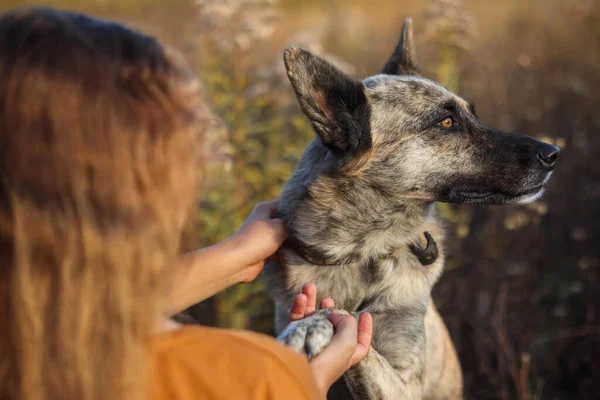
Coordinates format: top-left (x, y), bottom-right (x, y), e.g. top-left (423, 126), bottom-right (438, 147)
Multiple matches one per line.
top-left (439, 117), bottom-right (455, 128)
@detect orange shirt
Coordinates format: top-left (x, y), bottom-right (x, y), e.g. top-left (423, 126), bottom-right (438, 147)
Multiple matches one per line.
top-left (149, 325), bottom-right (321, 400)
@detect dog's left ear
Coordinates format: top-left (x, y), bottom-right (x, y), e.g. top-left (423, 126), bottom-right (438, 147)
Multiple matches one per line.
top-left (381, 17), bottom-right (419, 76)
top-left (284, 47), bottom-right (371, 158)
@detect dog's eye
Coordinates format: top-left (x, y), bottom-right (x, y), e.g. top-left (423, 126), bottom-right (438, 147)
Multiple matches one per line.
top-left (438, 117), bottom-right (455, 129)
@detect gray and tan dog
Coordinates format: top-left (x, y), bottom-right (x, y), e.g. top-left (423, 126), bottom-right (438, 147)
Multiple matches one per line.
top-left (263, 18), bottom-right (559, 400)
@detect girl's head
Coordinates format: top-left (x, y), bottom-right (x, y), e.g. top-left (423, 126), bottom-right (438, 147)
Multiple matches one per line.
top-left (0, 8), bottom-right (206, 400)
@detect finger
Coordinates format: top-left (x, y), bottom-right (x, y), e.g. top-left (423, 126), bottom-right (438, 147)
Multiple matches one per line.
top-left (310, 313), bottom-right (358, 385)
top-left (254, 200), bottom-right (279, 219)
top-left (357, 313), bottom-right (373, 349)
top-left (302, 283), bottom-right (317, 315)
top-left (350, 312), bottom-right (373, 366)
top-left (267, 199), bottom-right (280, 218)
top-left (327, 313), bottom-right (358, 358)
top-left (320, 297), bottom-right (335, 309)
top-left (329, 313), bottom-right (357, 333)
top-left (266, 250), bottom-right (284, 263)
top-left (252, 202), bottom-right (272, 219)
top-left (288, 294), bottom-right (308, 322)
top-left (241, 261), bottom-right (265, 283)
top-left (268, 218), bottom-right (288, 243)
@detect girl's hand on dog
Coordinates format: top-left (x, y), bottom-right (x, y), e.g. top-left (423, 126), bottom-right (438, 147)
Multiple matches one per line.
top-left (225, 200), bottom-right (287, 282)
top-left (168, 200), bottom-right (286, 315)
top-left (288, 283), bottom-right (373, 397)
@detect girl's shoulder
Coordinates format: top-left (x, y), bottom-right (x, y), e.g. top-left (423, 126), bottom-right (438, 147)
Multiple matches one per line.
top-left (148, 325), bottom-right (320, 400)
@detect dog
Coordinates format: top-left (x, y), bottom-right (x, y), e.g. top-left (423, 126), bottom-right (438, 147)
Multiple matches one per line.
top-left (263, 17), bottom-right (560, 399)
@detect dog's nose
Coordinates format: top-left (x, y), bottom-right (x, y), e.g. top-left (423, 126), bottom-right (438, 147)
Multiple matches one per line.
top-left (538, 143), bottom-right (560, 170)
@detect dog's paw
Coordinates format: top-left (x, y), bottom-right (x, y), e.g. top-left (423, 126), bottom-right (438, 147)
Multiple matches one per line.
top-left (277, 314), bottom-right (334, 360)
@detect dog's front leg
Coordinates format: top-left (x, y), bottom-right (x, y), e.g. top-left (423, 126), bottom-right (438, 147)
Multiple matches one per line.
top-left (343, 348), bottom-right (421, 400)
top-left (277, 308), bottom-right (422, 399)
top-left (341, 309), bottom-right (426, 400)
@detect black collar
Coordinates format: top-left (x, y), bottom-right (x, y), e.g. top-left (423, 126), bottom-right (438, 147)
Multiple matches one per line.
top-left (282, 231), bottom-right (439, 267)
top-left (281, 236), bottom-right (340, 266)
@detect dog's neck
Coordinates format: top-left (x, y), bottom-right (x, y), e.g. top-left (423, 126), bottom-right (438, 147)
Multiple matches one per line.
top-left (284, 226), bottom-right (438, 267)
top-left (281, 187), bottom-right (437, 266)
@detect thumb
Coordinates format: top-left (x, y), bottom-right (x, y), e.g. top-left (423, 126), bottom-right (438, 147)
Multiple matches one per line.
top-left (327, 312), bottom-right (358, 354)
top-left (349, 312), bottom-right (372, 366)
top-left (268, 218), bottom-right (288, 243)
top-left (329, 312), bottom-right (348, 327)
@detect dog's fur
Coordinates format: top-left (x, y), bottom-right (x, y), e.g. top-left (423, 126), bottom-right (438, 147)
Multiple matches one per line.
top-left (263, 18), bottom-right (559, 400)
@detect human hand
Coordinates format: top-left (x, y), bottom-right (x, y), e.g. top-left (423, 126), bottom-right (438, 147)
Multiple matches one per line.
top-left (288, 283), bottom-right (335, 322)
top-left (280, 283), bottom-right (373, 397)
top-left (225, 200), bottom-right (287, 282)
top-left (310, 311), bottom-right (372, 395)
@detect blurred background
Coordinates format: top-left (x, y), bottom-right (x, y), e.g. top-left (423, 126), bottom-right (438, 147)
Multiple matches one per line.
top-left (2, 0), bottom-right (598, 398)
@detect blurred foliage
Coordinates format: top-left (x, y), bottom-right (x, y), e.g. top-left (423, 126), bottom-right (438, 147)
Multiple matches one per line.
top-left (1, 0), bottom-right (598, 398)
top-left (191, 0), bottom-right (316, 331)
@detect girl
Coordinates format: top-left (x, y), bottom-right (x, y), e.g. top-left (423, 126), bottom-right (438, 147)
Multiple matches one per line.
top-left (0, 7), bottom-right (371, 400)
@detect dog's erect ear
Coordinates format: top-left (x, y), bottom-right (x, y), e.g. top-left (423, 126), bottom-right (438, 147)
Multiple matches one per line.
top-left (381, 17), bottom-right (419, 76)
top-left (284, 47), bottom-right (371, 157)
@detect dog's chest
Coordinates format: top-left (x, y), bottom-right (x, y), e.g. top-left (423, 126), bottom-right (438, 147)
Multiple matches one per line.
top-left (283, 251), bottom-right (423, 312)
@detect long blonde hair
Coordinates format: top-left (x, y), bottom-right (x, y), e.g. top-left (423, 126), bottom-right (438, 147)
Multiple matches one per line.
top-left (0, 8), bottom-right (206, 400)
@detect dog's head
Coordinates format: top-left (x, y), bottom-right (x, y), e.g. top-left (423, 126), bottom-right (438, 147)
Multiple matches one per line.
top-left (284, 18), bottom-right (559, 206)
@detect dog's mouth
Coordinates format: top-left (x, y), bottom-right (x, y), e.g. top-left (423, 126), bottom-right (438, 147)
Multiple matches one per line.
top-left (454, 185), bottom-right (545, 205)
